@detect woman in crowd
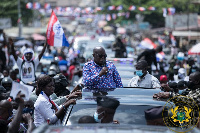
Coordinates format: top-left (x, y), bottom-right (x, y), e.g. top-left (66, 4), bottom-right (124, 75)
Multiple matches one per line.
top-left (34, 75), bottom-right (76, 127)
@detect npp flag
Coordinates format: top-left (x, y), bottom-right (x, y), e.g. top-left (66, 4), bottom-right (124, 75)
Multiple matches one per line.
top-left (162, 8), bottom-right (167, 17)
top-left (168, 7), bottom-right (175, 15)
top-left (26, 2), bottom-right (32, 9)
top-left (129, 5), bottom-right (136, 11)
top-left (46, 11), bottom-right (69, 47)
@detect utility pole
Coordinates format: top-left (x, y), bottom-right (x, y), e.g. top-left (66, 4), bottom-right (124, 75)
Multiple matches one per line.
top-left (18, 0), bottom-right (22, 38)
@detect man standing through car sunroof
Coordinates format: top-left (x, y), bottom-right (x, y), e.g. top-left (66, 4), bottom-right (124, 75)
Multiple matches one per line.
top-left (82, 46), bottom-right (123, 91)
top-left (128, 60), bottom-right (160, 89)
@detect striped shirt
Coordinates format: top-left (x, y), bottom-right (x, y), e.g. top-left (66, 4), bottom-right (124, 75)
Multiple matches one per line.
top-left (83, 60), bottom-right (123, 91)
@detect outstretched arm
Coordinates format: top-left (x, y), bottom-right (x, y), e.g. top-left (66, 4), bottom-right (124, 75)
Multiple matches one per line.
top-left (9, 38), bottom-right (17, 61)
top-left (7, 92), bottom-right (25, 133)
top-left (137, 51), bottom-right (146, 62)
top-left (22, 113), bottom-right (35, 133)
top-left (38, 42), bottom-right (47, 61)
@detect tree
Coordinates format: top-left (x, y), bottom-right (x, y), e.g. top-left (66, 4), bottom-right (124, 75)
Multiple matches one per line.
top-left (0, 0), bottom-right (33, 26)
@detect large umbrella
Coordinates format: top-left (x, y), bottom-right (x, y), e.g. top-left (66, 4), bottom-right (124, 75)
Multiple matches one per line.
top-left (117, 27), bottom-right (126, 34)
top-left (188, 43), bottom-right (200, 55)
top-left (31, 33), bottom-right (46, 41)
top-left (14, 40), bottom-right (33, 46)
top-left (138, 38), bottom-right (157, 49)
top-left (103, 26), bottom-right (113, 31)
top-left (98, 21), bottom-right (107, 28)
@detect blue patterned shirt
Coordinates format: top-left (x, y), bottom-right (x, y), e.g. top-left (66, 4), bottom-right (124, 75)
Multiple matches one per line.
top-left (82, 60), bottom-right (123, 90)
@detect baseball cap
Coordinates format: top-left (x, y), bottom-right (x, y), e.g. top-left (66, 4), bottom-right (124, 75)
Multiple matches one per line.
top-left (160, 75), bottom-right (168, 82)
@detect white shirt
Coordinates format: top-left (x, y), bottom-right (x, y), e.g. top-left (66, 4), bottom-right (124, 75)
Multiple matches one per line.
top-left (128, 72), bottom-right (161, 89)
top-left (34, 92), bottom-right (61, 127)
top-left (17, 57), bottom-right (39, 84)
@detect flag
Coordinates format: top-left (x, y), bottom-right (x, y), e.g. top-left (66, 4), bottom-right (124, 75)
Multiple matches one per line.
top-left (138, 7), bottom-right (145, 11)
top-left (168, 7), bottom-right (175, 15)
top-left (65, 7), bottom-right (72, 12)
top-left (148, 6), bottom-right (155, 11)
top-left (129, 5), bottom-right (136, 11)
top-left (121, 12), bottom-right (126, 16)
top-left (158, 37), bottom-right (165, 45)
top-left (33, 2), bottom-right (40, 9)
top-left (170, 34), bottom-right (176, 46)
top-left (162, 8), bottom-right (167, 17)
top-left (46, 11), bottom-right (69, 47)
top-left (116, 5), bottom-right (123, 10)
top-left (117, 13), bottom-right (122, 17)
top-left (106, 14), bottom-right (111, 21)
top-left (96, 7), bottom-right (103, 11)
top-left (101, 14), bottom-right (106, 20)
top-left (39, 9), bottom-right (45, 15)
top-left (74, 7), bottom-right (81, 13)
top-left (112, 14), bottom-right (117, 20)
top-left (56, 7), bottom-right (63, 12)
top-left (44, 3), bottom-right (51, 10)
top-left (108, 6), bottom-right (115, 10)
top-left (126, 12), bottom-right (130, 18)
top-left (85, 7), bottom-right (92, 13)
top-left (26, 2), bottom-right (32, 9)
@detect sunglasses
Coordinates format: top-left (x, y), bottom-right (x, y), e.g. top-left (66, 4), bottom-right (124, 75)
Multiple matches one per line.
top-left (95, 54), bottom-right (107, 58)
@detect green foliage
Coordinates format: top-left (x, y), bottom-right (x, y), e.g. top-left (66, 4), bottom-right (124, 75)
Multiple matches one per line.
top-left (0, 0), bottom-right (33, 26)
top-left (99, 0), bottom-right (199, 28)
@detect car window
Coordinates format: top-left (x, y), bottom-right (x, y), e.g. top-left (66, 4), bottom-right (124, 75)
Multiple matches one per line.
top-left (67, 104), bottom-right (160, 125)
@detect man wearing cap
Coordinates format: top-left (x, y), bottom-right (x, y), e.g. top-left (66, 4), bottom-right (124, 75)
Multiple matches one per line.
top-left (160, 75), bottom-right (172, 92)
top-left (9, 38), bottom-right (47, 84)
top-left (83, 46), bottom-right (123, 91)
top-left (154, 71), bottom-right (200, 101)
top-left (128, 60), bottom-right (160, 89)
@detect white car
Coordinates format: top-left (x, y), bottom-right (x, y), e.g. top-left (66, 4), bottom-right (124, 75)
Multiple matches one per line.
top-left (98, 36), bottom-right (115, 48)
top-left (72, 36), bottom-right (90, 51)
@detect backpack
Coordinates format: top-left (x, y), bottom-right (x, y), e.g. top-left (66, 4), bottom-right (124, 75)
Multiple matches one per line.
top-left (21, 60), bottom-right (36, 83)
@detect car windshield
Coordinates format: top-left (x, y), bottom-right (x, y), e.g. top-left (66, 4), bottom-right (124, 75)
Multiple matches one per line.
top-left (64, 88), bottom-right (166, 126)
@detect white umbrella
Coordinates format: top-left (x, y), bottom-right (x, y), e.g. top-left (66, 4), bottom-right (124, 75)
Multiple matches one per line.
top-left (188, 43), bottom-right (200, 55)
top-left (188, 43), bottom-right (200, 68)
top-left (15, 40), bottom-right (33, 46)
top-left (117, 27), bottom-right (126, 34)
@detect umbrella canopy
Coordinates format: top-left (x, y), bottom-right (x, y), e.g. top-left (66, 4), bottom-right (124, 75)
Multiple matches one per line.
top-left (117, 27), bottom-right (126, 34)
top-left (138, 38), bottom-right (157, 49)
top-left (98, 21), bottom-right (107, 28)
top-left (86, 18), bottom-right (93, 22)
top-left (188, 43), bottom-right (200, 55)
top-left (103, 26), bottom-right (113, 31)
top-left (31, 33), bottom-right (46, 40)
top-left (14, 40), bottom-right (33, 46)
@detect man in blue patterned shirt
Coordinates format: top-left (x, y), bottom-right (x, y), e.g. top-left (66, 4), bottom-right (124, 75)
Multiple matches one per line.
top-left (82, 46), bottom-right (123, 91)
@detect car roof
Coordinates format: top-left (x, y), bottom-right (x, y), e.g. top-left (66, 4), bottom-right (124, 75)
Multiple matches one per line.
top-left (63, 88), bottom-right (167, 126)
top-left (33, 123), bottom-right (200, 133)
top-left (80, 88), bottom-right (165, 106)
top-left (32, 88), bottom-right (200, 133)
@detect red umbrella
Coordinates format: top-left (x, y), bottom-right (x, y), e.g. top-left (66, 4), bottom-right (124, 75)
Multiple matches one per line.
top-left (188, 43), bottom-right (200, 55)
top-left (31, 33), bottom-right (46, 41)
